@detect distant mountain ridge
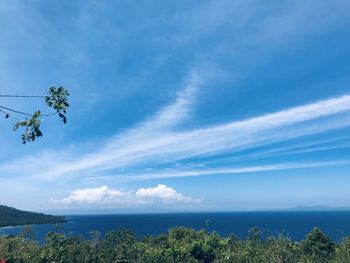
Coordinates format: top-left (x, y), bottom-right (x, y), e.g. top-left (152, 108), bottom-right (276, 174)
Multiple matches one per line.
top-left (254, 205), bottom-right (350, 212)
top-left (0, 205), bottom-right (66, 227)
top-left (287, 205), bottom-right (350, 211)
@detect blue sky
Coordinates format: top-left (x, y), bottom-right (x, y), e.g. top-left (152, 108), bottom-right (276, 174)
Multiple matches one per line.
top-left (0, 0), bottom-right (350, 213)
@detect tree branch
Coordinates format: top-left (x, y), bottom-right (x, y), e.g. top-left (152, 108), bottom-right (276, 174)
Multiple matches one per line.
top-left (1, 86), bottom-right (69, 144)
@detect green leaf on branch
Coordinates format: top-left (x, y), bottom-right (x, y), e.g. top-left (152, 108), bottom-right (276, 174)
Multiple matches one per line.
top-left (13, 111), bottom-right (43, 144)
top-left (45, 86), bottom-right (70, 123)
top-left (3, 86), bottom-right (69, 144)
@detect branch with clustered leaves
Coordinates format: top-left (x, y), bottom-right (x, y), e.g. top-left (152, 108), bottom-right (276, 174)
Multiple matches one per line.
top-left (0, 86), bottom-right (69, 144)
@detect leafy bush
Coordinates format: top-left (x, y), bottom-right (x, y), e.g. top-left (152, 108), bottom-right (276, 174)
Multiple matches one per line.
top-left (0, 226), bottom-right (349, 262)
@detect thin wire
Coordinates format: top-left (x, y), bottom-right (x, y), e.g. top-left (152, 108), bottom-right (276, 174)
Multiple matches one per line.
top-left (0, 105), bottom-right (58, 117)
top-left (0, 94), bottom-right (45, 98)
top-left (0, 105), bottom-right (32, 116)
top-left (0, 109), bottom-right (22, 121)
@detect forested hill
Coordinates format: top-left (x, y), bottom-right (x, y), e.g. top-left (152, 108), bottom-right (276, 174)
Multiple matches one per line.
top-left (0, 205), bottom-right (66, 227)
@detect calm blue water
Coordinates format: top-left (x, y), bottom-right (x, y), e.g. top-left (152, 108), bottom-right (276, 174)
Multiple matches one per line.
top-left (1, 211), bottom-right (350, 243)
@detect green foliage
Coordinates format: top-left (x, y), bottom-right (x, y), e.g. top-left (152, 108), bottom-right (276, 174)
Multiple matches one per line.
top-left (8, 86), bottom-right (70, 144)
top-left (45, 86), bottom-right (70, 124)
top-left (13, 111), bottom-right (43, 144)
top-left (0, 226), bottom-right (349, 262)
top-left (333, 237), bottom-right (350, 263)
top-left (19, 225), bottom-right (36, 241)
top-left (300, 227), bottom-right (336, 263)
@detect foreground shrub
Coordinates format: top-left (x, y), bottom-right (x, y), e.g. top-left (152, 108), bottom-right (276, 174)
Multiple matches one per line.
top-left (300, 227), bottom-right (336, 263)
top-left (0, 226), bottom-right (348, 262)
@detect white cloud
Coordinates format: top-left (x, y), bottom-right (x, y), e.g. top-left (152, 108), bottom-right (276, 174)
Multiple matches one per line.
top-left (51, 185), bottom-right (125, 205)
top-left (136, 184), bottom-right (198, 203)
top-left (51, 184), bottom-right (198, 206)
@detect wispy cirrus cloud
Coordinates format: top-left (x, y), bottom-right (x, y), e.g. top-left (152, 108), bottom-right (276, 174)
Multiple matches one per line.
top-left (42, 92), bottom-right (350, 180)
top-left (0, 78), bottom-right (350, 182)
top-left (140, 71), bottom-right (200, 130)
top-left (79, 160), bottom-right (349, 183)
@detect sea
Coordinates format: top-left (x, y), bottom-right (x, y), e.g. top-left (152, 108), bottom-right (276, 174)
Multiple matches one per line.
top-left (1, 211), bottom-right (350, 243)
